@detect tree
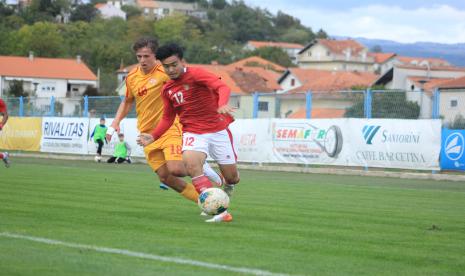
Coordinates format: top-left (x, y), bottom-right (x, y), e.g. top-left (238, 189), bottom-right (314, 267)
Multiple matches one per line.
top-left (211, 0), bottom-right (227, 9)
top-left (315, 28), bottom-right (328, 39)
top-left (70, 4), bottom-right (98, 22)
top-left (345, 91), bottom-right (420, 119)
top-left (370, 45), bottom-right (383, 53)
top-left (13, 22), bottom-right (65, 57)
top-left (154, 14), bottom-right (201, 44)
top-left (5, 80), bottom-right (28, 97)
top-left (121, 5), bottom-right (141, 19)
top-left (245, 46), bottom-right (293, 68)
top-left (450, 114), bottom-right (465, 129)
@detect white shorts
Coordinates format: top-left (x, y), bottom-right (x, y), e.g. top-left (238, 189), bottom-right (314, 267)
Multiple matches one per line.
top-left (182, 129), bottom-right (237, 165)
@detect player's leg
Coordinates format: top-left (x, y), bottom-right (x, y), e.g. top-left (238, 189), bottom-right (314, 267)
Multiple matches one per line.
top-left (145, 143), bottom-right (198, 203)
top-left (107, 156), bottom-right (117, 163)
top-left (0, 152), bottom-right (10, 168)
top-left (209, 128), bottom-right (240, 196)
top-left (96, 139), bottom-right (104, 156)
top-left (116, 157), bottom-right (126, 164)
top-left (204, 129), bottom-right (238, 223)
top-left (182, 133), bottom-right (214, 193)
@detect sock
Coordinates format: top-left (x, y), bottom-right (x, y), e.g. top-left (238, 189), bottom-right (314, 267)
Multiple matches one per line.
top-left (192, 175), bottom-right (213, 193)
top-left (203, 162), bottom-right (222, 186)
top-left (180, 183), bottom-right (199, 202)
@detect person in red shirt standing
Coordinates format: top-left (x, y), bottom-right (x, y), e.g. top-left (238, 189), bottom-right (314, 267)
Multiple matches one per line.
top-left (0, 99), bottom-right (10, 167)
top-left (138, 43), bottom-right (240, 223)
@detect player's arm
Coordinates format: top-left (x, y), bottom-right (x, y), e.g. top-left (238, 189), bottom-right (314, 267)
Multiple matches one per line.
top-left (195, 68), bottom-right (234, 115)
top-left (106, 85), bottom-right (135, 141)
top-left (138, 91), bottom-right (176, 147)
top-left (0, 111), bottom-right (8, 130)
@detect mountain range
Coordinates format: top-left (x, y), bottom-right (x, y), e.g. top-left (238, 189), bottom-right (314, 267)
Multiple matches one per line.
top-left (337, 37), bottom-right (465, 67)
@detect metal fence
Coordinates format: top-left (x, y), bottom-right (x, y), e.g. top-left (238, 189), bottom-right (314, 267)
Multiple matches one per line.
top-left (3, 89), bottom-right (444, 120)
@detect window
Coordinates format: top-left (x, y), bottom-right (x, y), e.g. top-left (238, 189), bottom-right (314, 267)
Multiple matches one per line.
top-left (326, 51), bottom-right (330, 56)
top-left (450, 99), bottom-right (458, 108)
top-left (291, 78), bottom-right (295, 86)
top-left (72, 87), bottom-right (79, 92)
top-left (307, 51), bottom-right (312, 57)
top-left (258, 101), bottom-right (268, 112)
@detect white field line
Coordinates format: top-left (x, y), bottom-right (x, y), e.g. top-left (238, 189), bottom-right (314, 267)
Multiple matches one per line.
top-left (0, 232), bottom-right (292, 276)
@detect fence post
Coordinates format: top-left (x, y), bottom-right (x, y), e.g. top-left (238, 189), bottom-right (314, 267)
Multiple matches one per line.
top-left (19, 96), bottom-right (24, 117)
top-left (83, 95), bottom-right (89, 117)
top-left (252, 92), bottom-right (259, 119)
top-left (365, 88), bottom-right (372, 119)
top-left (432, 88), bottom-right (440, 119)
top-left (305, 90), bottom-right (312, 119)
top-left (50, 96), bottom-right (55, 116)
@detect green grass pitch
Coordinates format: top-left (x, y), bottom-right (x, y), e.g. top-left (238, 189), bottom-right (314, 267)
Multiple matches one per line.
top-left (1, 157), bottom-right (465, 275)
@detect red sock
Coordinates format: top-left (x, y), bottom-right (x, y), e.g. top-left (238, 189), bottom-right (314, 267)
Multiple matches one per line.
top-left (0, 153), bottom-right (3, 159)
top-left (192, 175), bottom-right (213, 193)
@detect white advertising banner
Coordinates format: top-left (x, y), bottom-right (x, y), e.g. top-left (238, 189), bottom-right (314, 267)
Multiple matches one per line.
top-left (87, 118), bottom-right (145, 158)
top-left (230, 118), bottom-right (441, 170)
top-left (41, 117), bottom-right (89, 154)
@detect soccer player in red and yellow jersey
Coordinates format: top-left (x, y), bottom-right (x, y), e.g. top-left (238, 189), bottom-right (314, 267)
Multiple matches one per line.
top-left (106, 37), bottom-right (220, 204)
top-left (0, 98), bottom-right (10, 167)
top-left (138, 43), bottom-right (240, 223)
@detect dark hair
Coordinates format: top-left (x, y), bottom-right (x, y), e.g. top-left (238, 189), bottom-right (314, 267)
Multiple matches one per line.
top-left (132, 37), bottom-right (159, 54)
top-left (156, 43), bottom-right (184, 61)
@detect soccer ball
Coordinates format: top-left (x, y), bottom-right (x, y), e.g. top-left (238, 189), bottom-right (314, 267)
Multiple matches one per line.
top-left (94, 156), bottom-right (101, 163)
top-left (198, 188), bottom-right (229, 215)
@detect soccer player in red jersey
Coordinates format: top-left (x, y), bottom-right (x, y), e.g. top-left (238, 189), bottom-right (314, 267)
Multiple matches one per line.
top-left (0, 98), bottom-right (10, 167)
top-left (138, 43), bottom-right (239, 222)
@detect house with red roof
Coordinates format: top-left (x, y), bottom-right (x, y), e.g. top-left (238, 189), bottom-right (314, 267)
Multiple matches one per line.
top-left (368, 52), bottom-right (397, 74)
top-left (297, 39), bottom-right (375, 72)
top-left (0, 53), bottom-right (97, 115)
top-left (245, 41), bottom-right (304, 64)
top-left (373, 63), bottom-right (465, 118)
top-left (276, 67), bottom-right (377, 118)
top-left (435, 76), bottom-right (465, 124)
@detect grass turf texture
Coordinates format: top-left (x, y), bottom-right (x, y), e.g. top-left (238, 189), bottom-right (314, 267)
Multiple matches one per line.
top-left (1, 157), bottom-right (465, 275)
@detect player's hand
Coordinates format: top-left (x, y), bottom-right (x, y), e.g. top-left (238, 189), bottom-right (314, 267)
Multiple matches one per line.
top-left (137, 133), bottom-right (155, 147)
top-left (105, 124), bottom-right (120, 142)
top-left (217, 105), bottom-right (236, 116)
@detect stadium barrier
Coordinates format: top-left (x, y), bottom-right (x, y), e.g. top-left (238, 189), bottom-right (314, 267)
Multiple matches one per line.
top-left (440, 128), bottom-right (465, 171)
top-left (3, 89), bottom-right (444, 120)
top-left (0, 117), bottom-right (443, 171)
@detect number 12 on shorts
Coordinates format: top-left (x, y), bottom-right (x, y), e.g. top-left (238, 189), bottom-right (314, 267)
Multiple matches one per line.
top-left (183, 136), bottom-right (195, 147)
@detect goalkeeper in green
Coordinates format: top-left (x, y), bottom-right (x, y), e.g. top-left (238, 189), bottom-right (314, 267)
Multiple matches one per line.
top-left (107, 133), bottom-right (132, 164)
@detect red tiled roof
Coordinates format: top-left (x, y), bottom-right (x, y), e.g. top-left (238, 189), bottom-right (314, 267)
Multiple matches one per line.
top-left (318, 39), bottom-right (366, 55)
top-left (286, 68), bottom-right (378, 93)
top-left (228, 56), bottom-right (286, 72)
top-left (248, 40), bottom-right (304, 50)
top-left (396, 64), bottom-right (465, 72)
top-left (437, 76), bottom-right (465, 89)
top-left (136, 0), bottom-right (158, 8)
top-left (397, 56), bottom-right (450, 66)
top-left (368, 52), bottom-right (396, 64)
top-left (95, 3), bottom-right (105, 8)
top-left (0, 55), bottom-right (97, 80)
top-left (407, 77), bottom-right (454, 92)
top-left (288, 107), bottom-right (346, 119)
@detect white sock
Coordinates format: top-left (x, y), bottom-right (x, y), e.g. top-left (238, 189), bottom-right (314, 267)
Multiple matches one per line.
top-left (203, 162), bottom-right (222, 186)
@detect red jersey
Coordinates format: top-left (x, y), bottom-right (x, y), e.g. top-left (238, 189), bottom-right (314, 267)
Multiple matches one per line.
top-left (151, 67), bottom-right (233, 139)
top-left (0, 99), bottom-right (6, 113)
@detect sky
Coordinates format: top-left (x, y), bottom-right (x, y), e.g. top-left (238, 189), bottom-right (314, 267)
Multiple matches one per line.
top-left (243, 0), bottom-right (465, 44)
